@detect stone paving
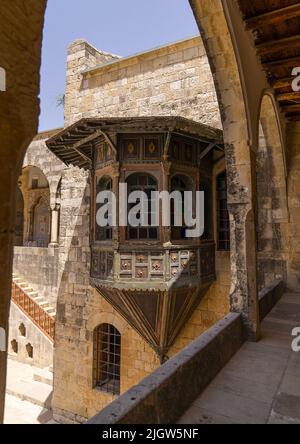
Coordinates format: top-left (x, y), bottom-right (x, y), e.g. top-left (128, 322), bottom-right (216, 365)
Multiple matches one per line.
top-left (4, 359), bottom-right (54, 424)
top-left (179, 292), bottom-right (300, 424)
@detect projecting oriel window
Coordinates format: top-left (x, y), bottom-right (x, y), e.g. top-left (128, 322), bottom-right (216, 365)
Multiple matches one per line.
top-left (217, 171), bottom-right (230, 251)
top-left (93, 324), bottom-right (121, 395)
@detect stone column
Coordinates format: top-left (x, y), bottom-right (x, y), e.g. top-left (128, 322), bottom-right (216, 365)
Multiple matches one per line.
top-left (50, 204), bottom-right (60, 247)
top-left (228, 202), bottom-right (260, 341)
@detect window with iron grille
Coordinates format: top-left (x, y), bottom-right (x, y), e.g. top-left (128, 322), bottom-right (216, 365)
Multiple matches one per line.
top-left (126, 173), bottom-right (158, 240)
top-left (93, 324), bottom-right (121, 395)
top-left (217, 171), bottom-right (230, 251)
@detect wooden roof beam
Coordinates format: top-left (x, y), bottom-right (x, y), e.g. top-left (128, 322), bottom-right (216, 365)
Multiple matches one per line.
top-left (271, 77), bottom-right (294, 89)
top-left (263, 56), bottom-right (300, 69)
top-left (257, 35), bottom-right (300, 56)
top-left (245, 3), bottom-right (300, 30)
top-left (281, 104), bottom-right (300, 113)
top-left (277, 92), bottom-right (300, 102)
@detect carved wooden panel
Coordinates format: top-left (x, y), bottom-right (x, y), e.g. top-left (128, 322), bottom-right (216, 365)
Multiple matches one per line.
top-left (91, 249), bottom-right (114, 279)
top-left (120, 134), bottom-right (162, 162)
top-left (170, 136), bottom-right (197, 165)
top-left (95, 140), bottom-right (114, 167)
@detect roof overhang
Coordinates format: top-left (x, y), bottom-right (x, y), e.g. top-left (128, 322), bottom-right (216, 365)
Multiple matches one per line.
top-left (46, 116), bottom-right (224, 170)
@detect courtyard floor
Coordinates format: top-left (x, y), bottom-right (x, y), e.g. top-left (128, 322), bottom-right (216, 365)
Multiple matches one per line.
top-left (4, 359), bottom-right (54, 424)
top-left (179, 292), bottom-right (300, 424)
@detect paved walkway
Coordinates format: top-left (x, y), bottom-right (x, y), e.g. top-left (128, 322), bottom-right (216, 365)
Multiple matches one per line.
top-left (4, 359), bottom-right (54, 424)
top-left (179, 292), bottom-right (300, 424)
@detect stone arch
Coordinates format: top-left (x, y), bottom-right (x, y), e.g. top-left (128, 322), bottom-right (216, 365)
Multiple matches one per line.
top-left (19, 165), bottom-right (51, 247)
top-left (189, 0), bottom-right (268, 338)
top-left (87, 311), bottom-right (128, 336)
top-left (256, 94), bottom-right (289, 288)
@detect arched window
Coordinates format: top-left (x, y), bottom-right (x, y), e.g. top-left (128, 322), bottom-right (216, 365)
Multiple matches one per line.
top-left (216, 171), bottom-right (230, 251)
top-left (93, 324), bottom-right (121, 395)
top-left (33, 196), bottom-right (50, 247)
top-left (126, 173), bottom-right (158, 240)
top-left (171, 175), bottom-right (194, 241)
top-left (95, 176), bottom-right (112, 241)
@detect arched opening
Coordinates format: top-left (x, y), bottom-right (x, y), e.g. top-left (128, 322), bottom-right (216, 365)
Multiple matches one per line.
top-left (256, 95), bottom-right (288, 289)
top-left (93, 324), bottom-right (121, 395)
top-left (19, 166), bottom-right (51, 248)
top-left (18, 323), bottom-right (26, 337)
top-left (126, 173), bottom-right (158, 241)
top-left (10, 340), bottom-right (18, 355)
top-left (26, 343), bottom-right (33, 359)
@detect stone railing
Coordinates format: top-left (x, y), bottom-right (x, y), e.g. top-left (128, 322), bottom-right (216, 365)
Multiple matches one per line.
top-left (259, 280), bottom-right (285, 322)
top-left (88, 312), bottom-right (244, 424)
top-left (11, 281), bottom-right (55, 342)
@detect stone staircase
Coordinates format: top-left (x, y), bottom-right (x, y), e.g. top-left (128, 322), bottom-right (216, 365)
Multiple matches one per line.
top-left (12, 273), bottom-right (56, 318)
top-left (11, 273), bottom-right (56, 341)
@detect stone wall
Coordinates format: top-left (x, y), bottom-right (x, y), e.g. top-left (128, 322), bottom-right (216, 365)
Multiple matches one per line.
top-left (64, 37), bottom-right (221, 129)
top-left (287, 122), bottom-right (300, 291)
top-left (13, 247), bottom-right (59, 306)
top-left (88, 313), bottom-right (244, 424)
top-left (8, 303), bottom-right (53, 368)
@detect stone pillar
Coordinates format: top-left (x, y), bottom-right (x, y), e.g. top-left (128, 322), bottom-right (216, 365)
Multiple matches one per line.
top-left (228, 202), bottom-right (260, 340)
top-left (0, 0), bottom-right (46, 422)
top-left (50, 205), bottom-right (60, 247)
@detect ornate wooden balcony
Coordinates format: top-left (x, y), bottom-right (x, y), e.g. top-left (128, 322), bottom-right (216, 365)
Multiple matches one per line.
top-left (47, 116), bottom-right (223, 360)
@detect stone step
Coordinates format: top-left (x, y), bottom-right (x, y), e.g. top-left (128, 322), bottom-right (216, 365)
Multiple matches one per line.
top-left (6, 360), bottom-right (53, 410)
top-left (33, 367), bottom-right (53, 386)
top-left (47, 313), bottom-right (56, 318)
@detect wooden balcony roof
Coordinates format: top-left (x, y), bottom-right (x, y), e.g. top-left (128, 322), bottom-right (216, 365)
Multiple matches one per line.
top-left (46, 116), bottom-right (223, 170)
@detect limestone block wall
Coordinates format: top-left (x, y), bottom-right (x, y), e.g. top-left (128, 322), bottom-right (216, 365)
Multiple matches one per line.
top-left (8, 303), bottom-right (53, 368)
top-left (13, 247), bottom-right (59, 306)
top-left (24, 131), bottom-right (65, 208)
top-left (287, 122), bottom-right (300, 291)
top-left (64, 37), bottom-right (221, 129)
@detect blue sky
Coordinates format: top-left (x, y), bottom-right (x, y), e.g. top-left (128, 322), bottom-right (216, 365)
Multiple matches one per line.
top-left (39, 0), bottom-right (199, 131)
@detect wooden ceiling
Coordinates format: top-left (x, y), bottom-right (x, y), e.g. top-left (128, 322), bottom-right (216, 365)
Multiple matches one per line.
top-left (238, 0), bottom-right (300, 121)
